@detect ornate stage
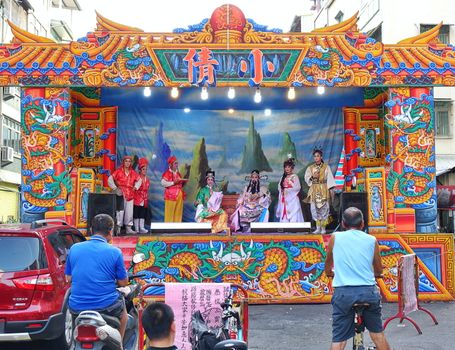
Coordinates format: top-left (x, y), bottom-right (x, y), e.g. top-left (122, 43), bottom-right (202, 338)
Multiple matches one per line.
top-left (114, 232), bottom-right (455, 304)
top-left (2, 5), bottom-right (455, 304)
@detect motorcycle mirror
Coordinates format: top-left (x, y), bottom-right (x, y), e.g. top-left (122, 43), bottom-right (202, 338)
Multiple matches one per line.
top-left (132, 253), bottom-right (146, 264)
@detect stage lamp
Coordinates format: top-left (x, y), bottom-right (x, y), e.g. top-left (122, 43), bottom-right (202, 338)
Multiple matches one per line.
top-left (227, 87), bottom-right (236, 99)
top-left (317, 86), bottom-right (325, 95)
top-left (170, 87), bottom-right (179, 99)
top-left (254, 88), bottom-right (262, 103)
top-left (287, 87), bottom-right (296, 100)
top-left (228, 108), bottom-right (235, 114)
top-left (264, 108), bottom-right (272, 116)
top-left (143, 87), bottom-right (151, 97)
top-left (201, 87), bottom-right (209, 100)
top-left (184, 107), bottom-right (191, 113)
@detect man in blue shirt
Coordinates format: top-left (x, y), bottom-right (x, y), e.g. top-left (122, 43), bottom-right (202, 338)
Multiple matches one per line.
top-left (325, 207), bottom-right (390, 350)
top-left (65, 214), bottom-right (129, 339)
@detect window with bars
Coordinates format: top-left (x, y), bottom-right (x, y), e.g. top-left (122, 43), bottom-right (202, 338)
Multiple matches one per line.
top-left (435, 100), bottom-right (452, 137)
top-left (420, 24), bottom-right (451, 44)
top-left (2, 117), bottom-right (21, 153)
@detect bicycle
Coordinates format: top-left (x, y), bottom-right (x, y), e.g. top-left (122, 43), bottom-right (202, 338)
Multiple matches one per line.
top-left (353, 303), bottom-right (376, 350)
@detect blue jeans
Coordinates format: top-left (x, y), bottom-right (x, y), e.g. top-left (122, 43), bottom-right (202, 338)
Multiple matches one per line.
top-left (331, 285), bottom-right (383, 342)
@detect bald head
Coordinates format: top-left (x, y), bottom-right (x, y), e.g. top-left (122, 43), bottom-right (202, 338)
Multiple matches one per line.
top-left (342, 207), bottom-right (364, 230)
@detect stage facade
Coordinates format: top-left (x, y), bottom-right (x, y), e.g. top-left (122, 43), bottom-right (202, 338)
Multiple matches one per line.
top-left (1, 5), bottom-right (454, 302)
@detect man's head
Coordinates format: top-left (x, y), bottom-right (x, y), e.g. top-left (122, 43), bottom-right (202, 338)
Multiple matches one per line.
top-left (341, 207), bottom-right (364, 230)
top-left (167, 156), bottom-right (178, 171)
top-left (142, 302), bottom-right (176, 344)
top-left (122, 156), bottom-right (133, 169)
top-left (91, 214), bottom-right (114, 240)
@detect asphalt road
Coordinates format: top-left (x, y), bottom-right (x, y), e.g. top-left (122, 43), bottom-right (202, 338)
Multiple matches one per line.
top-left (2, 302), bottom-right (454, 350)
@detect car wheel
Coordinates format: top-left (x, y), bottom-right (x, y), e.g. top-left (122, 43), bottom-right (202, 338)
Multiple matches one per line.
top-left (50, 306), bottom-right (74, 350)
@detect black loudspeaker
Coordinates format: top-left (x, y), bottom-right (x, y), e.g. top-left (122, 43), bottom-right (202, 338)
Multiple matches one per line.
top-left (87, 193), bottom-right (117, 231)
top-left (340, 192), bottom-right (368, 229)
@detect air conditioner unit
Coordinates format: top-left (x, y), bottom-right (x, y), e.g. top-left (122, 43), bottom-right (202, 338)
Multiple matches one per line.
top-left (3, 87), bottom-right (18, 101)
top-left (1, 146), bottom-right (14, 164)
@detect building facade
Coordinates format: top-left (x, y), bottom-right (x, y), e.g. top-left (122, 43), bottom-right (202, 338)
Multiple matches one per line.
top-left (0, 0), bottom-right (81, 223)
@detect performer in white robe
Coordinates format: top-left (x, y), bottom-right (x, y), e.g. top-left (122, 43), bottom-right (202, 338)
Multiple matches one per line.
top-left (276, 158), bottom-right (304, 223)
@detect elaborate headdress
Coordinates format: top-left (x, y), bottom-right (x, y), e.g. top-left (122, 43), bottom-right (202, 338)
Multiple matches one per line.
top-left (167, 155), bottom-right (177, 165)
top-left (283, 157), bottom-right (296, 168)
top-left (205, 170), bottom-right (215, 179)
top-left (244, 169), bottom-right (268, 182)
top-left (122, 155), bottom-right (133, 162)
top-left (312, 146), bottom-right (323, 156)
top-left (138, 158), bottom-right (148, 169)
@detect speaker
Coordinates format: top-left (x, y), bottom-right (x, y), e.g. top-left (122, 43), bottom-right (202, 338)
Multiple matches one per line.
top-left (87, 193), bottom-right (117, 231)
top-left (340, 192), bottom-right (368, 229)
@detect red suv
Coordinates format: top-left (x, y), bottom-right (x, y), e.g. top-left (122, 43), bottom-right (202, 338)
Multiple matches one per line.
top-left (0, 219), bottom-right (85, 349)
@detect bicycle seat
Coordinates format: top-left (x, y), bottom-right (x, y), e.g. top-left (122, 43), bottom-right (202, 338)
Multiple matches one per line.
top-left (353, 303), bottom-right (370, 312)
top-left (214, 339), bottom-right (248, 350)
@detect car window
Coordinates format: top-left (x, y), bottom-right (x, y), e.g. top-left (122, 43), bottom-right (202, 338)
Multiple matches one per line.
top-left (48, 233), bottom-right (69, 265)
top-left (0, 237), bottom-right (48, 272)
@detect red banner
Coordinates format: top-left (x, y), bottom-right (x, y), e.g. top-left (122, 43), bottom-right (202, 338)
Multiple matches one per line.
top-left (437, 185), bottom-right (455, 209)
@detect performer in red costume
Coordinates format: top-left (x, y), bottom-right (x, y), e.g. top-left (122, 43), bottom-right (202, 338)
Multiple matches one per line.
top-left (133, 158), bottom-right (151, 234)
top-left (108, 155), bottom-right (141, 234)
top-left (161, 156), bottom-right (187, 222)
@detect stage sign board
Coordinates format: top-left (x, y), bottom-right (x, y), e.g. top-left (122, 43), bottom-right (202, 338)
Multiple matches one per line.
top-left (437, 185), bottom-right (455, 209)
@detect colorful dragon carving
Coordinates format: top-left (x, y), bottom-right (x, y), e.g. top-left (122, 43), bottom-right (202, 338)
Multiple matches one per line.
top-left (294, 45), bottom-right (355, 87)
top-left (385, 93), bottom-right (436, 205)
top-left (131, 239), bottom-right (329, 301)
top-left (21, 93), bottom-right (72, 212)
top-left (81, 44), bottom-right (163, 87)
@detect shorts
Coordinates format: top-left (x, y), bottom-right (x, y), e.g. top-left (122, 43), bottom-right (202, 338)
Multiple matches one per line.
top-left (331, 285), bottom-right (383, 342)
top-left (71, 294), bottom-right (126, 318)
top-left (99, 294), bottom-right (126, 318)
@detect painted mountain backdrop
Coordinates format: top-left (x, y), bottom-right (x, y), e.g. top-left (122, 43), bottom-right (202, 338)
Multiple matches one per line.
top-left (112, 103), bottom-right (343, 222)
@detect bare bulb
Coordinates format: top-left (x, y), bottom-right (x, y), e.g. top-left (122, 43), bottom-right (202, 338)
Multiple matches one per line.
top-left (143, 87), bottom-right (151, 97)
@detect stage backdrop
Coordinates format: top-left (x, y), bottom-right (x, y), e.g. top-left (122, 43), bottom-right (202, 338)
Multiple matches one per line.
top-left (102, 88), bottom-right (352, 222)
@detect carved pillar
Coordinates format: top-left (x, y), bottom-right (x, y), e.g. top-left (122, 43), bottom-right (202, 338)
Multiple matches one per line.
top-left (385, 87), bottom-right (437, 233)
top-left (21, 87), bottom-right (72, 222)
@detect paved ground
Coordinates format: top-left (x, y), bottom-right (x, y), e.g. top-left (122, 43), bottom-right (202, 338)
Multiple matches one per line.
top-left (248, 302), bottom-right (455, 350)
top-left (2, 302), bottom-right (454, 349)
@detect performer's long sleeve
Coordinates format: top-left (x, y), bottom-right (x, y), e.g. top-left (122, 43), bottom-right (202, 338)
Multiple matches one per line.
top-left (107, 175), bottom-right (117, 190)
top-left (161, 178), bottom-right (174, 187)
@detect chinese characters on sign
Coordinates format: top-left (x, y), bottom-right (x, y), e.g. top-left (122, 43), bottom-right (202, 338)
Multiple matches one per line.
top-left (165, 282), bottom-right (230, 350)
top-left (184, 48), bottom-right (275, 86)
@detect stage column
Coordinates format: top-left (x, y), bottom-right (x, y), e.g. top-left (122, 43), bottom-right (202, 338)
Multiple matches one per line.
top-left (343, 108), bottom-right (360, 191)
top-left (21, 87), bottom-right (72, 222)
top-left (385, 87), bottom-right (437, 233)
top-left (102, 107), bottom-right (117, 187)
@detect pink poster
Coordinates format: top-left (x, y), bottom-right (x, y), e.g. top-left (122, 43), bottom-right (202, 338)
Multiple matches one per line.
top-left (401, 254), bottom-right (418, 315)
top-left (165, 282), bottom-right (231, 350)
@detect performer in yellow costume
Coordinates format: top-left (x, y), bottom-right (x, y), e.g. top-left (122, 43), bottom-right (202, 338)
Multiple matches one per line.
top-left (161, 156), bottom-right (187, 222)
top-left (304, 149), bottom-right (335, 233)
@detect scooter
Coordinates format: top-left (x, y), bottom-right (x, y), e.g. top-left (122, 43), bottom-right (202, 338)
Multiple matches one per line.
top-left (73, 280), bottom-right (141, 350)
